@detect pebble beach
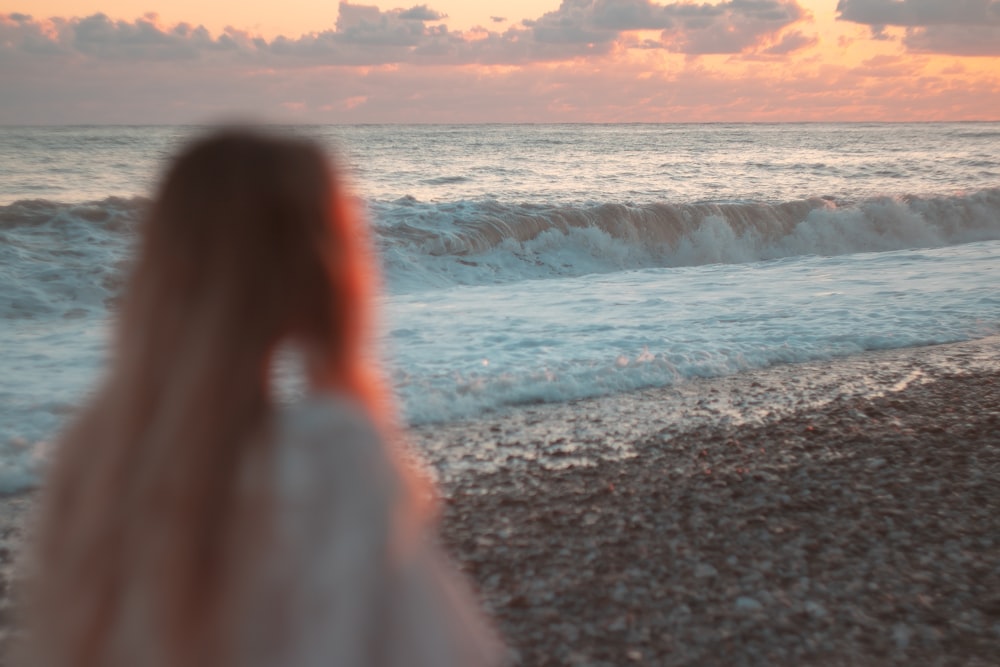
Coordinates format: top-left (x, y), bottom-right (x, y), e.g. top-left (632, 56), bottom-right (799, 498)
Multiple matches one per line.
top-left (1, 338), bottom-right (998, 666)
top-left (428, 338), bottom-right (1000, 666)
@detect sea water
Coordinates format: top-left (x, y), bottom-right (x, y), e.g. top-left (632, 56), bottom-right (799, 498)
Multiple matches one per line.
top-left (2, 123), bottom-right (999, 490)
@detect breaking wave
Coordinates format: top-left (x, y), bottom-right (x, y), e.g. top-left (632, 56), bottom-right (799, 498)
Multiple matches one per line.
top-left (0, 197), bottom-right (145, 320)
top-left (4, 189), bottom-right (999, 312)
top-left (377, 188), bottom-right (1000, 291)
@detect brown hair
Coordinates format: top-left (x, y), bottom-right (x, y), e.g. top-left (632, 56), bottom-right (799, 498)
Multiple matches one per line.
top-left (25, 129), bottom-right (390, 665)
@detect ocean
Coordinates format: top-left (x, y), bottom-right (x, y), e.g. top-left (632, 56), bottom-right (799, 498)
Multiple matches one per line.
top-left (2, 123), bottom-right (999, 491)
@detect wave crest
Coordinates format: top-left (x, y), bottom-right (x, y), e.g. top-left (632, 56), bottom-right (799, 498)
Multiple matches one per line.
top-left (378, 189), bottom-right (1000, 290)
top-left (0, 196), bottom-right (147, 230)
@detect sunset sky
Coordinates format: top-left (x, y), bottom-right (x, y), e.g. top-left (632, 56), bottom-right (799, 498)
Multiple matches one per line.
top-left (2, 0), bottom-right (999, 123)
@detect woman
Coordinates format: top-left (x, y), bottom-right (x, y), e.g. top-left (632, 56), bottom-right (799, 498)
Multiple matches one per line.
top-left (21, 129), bottom-right (502, 666)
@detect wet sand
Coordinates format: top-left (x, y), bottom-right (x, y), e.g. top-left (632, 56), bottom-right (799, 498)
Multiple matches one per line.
top-left (2, 338), bottom-right (999, 665)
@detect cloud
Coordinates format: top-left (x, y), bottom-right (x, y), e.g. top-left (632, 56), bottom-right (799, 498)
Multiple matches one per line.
top-left (904, 24), bottom-right (1000, 56)
top-left (3, 33), bottom-right (998, 125)
top-left (333, 3), bottom-right (432, 46)
top-left (836, 0), bottom-right (1000, 26)
top-left (4, 1), bottom-right (996, 125)
top-left (762, 29), bottom-right (817, 55)
top-left (73, 13), bottom-right (236, 60)
top-left (522, 0), bottom-right (806, 53)
top-left (522, 2), bottom-right (620, 46)
top-left (836, 0), bottom-right (1000, 55)
top-left (0, 11), bottom-right (243, 61)
top-left (868, 25), bottom-right (893, 40)
top-left (0, 13), bottom-right (69, 56)
top-left (1, 1), bottom-right (812, 68)
top-left (490, 16), bottom-right (507, 24)
top-left (397, 5), bottom-right (448, 21)
top-left (851, 53), bottom-right (914, 77)
top-left (658, 0), bottom-right (807, 54)
top-left (586, 0), bottom-right (677, 31)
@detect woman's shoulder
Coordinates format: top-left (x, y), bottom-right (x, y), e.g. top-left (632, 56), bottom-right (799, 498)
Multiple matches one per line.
top-left (272, 393), bottom-right (394, 495)
top-left (279, 393), bottom-right (377, 441)
top-left (277, 393), bottom-right (389, 458)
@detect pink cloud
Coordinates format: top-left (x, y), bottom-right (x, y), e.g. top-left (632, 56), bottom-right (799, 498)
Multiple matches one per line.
top-left (1, 2), bottom-right (998, 124)
top-left (1, 1), bottom-right (810, 67)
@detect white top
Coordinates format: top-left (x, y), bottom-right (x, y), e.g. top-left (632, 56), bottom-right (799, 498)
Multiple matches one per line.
top-left (238, 394), bottom-right (502, 667)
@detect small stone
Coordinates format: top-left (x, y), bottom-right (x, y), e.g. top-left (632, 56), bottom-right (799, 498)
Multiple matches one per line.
top-left (756, 590), bottom-right (776, 606)
top-left (892, 622), bottom-right (912, 650)
top-left (608, 616), bottom-right (627, 632)
top-left (735, 596), bottom-right (763, 612)
top-left (805, 600), bottom-right (827, 618)
top-left (673, 603), bottom-right (692, 618)
top-left (695, 563), bottom-right (718, 578)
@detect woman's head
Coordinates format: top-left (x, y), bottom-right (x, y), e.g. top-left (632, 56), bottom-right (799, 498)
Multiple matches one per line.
top-left (123, 128), bottom-right (374, 394)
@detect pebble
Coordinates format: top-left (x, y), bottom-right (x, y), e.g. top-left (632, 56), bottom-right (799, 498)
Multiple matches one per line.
top-left (892, 622), bottom-right (912, 650)
top-left (804, 600), bottom-right (827, 618)
top-left (694, 563), bottom-right (718, 578)
top-left (735, 596), bottom-right (763, 612)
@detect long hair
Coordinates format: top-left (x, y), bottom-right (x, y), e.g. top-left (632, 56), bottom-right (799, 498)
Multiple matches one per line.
top-left (25, 129), bottom-right (390, 666)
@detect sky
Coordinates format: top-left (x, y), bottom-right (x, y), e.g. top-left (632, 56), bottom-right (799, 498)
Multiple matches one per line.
top-left (2, 0), bottom-right (999, 123)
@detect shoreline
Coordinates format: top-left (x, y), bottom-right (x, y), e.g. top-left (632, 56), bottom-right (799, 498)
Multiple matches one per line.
top-left (411, 336), bottom-right (1000, 485)
top-left (1, 339), bottom-right (999, 664)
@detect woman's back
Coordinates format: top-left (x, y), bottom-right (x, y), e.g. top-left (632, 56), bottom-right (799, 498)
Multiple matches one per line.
top-left (240, 394), bottom-right (499, 667)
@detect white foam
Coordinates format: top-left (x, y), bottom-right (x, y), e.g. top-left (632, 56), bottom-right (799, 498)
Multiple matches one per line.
top-left (378, 189), bottom-right (1000, 293)
top-left (383, 240), bottom-right (1000, 424)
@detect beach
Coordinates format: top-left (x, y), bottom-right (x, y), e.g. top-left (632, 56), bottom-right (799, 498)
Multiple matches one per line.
top-left (3, 117), bottom-right (999, 667)
top-left (425, 337), bottom-right (1000, 666)
top-left (2, 338), bottom-right (997, 665)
